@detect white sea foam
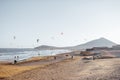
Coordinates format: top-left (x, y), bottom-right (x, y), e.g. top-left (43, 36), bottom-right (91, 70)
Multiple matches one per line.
top-left (0, 49), bottom-right (71, 62)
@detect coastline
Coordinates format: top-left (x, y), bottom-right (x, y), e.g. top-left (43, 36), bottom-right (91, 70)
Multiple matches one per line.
top-left (0, 51), bottom-right (74, 79)
top-left (0, 49), bottom-right (71, 64)
top-left (0, 51), bottom-right (120, 80)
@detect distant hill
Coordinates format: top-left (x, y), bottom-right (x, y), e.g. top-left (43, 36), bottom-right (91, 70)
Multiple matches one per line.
top-left (73, 37), bottom-right (117, 50)
top-left (35, 45), bottom-right (61, 50)
top-left (35, 37), bottom-right (117, 50)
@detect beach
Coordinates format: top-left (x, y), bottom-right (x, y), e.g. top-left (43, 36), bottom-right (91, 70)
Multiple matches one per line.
top-left (0, 51), bottom-right (120, 80)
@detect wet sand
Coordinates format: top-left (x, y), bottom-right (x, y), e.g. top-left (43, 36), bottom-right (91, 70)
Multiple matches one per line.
top-left (1, 51), bottom-right (120, 80)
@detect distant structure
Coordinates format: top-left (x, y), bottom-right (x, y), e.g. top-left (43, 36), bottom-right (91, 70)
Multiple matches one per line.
top-left (80, 45), bottom-right (120, 60)
top-left (86, 47), bottom-right (111, 51)
top-left (86, 45), bottom-right (120, 51)
top-left (112, 45), bottom-right (120, 50)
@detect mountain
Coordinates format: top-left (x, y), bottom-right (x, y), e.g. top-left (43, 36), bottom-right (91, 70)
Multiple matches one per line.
top-left (35, 45), bottom-right (61, 50)
top-left (73, 37), bottom-right (117, 50)
top-left (35, 37), bottom-right (117, 50)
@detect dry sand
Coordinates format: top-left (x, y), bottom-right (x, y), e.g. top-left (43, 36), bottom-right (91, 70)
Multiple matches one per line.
top-left (0, 51), bottom-right (120, 80)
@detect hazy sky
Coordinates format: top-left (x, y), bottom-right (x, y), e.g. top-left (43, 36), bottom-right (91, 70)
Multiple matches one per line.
top-left (0, 0), bottom-right (120, 48)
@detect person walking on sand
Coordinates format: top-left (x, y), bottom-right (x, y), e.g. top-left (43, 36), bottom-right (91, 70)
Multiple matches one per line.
top-left (93, 55), bottom-right (95, 60)
top-left (54, 56), bottom-right (56, 60)
top-left (71, 55), bottom-right (73, 59)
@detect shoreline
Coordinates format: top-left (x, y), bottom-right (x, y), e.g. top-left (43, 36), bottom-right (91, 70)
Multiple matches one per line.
top-left (0, 49), bottom-right (72, 64)
top-left (0, 51), bottom-right (75, 79)
top-left (1, 51), bottom-right (120, 80)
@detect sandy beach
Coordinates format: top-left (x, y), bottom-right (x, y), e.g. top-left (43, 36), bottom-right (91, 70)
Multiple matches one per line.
top-left (1, 0), bottom-right (120, 80)
top-left (0, 51), bottom-right (120, 80)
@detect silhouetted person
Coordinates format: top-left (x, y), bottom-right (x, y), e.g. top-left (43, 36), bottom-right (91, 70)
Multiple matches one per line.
top-left (71, 56), bottom-right (73, 59)
top-left (14, 60), bottom-right (17, 64)
top-left (93, 56), bottom-right (95, 60)
top-left (13, 56), bottom-right (17, 64)
top-left (54, 56), bottom-right (56, 60)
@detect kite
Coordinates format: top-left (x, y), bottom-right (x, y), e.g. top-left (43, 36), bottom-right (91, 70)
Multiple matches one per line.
top-left (13, 36), bottom-right (16, 40)
top-left (37, 39), bottom-right (39, 43)
top-left (61, 32), bottom-right (63, 35)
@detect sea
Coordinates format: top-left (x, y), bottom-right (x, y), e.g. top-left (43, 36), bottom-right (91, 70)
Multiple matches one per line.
top-left (0, 48), bottom-right (71, 62)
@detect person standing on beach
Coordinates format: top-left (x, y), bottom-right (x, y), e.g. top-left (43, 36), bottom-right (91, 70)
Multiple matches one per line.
top-left (71, 55), bottom-right (73, 59)
top-left (17, 56), bottom-right (19, 61)
top-left (93, 55), bottom-right (95, 60)
top-left (54, 56), bottom-right (56, 60)
top-left (13, 56), bottom-right (17, 64)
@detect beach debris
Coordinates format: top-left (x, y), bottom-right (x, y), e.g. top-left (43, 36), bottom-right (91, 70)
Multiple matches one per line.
top-left (82, 56), bottom-right (93, 60)
top-left (65, 54), bottom-right (69, 57)
top-left (80, 51), bottom-right (94, 56)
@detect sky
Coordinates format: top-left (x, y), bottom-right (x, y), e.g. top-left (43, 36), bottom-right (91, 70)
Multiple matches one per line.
top-left (0, 0), bottom-right (120, 48)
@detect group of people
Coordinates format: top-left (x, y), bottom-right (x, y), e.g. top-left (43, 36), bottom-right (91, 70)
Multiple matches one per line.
top-left (13, 56), bottom-right (19, 64)
top-left (12, 54), bottom-right (74, 64)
